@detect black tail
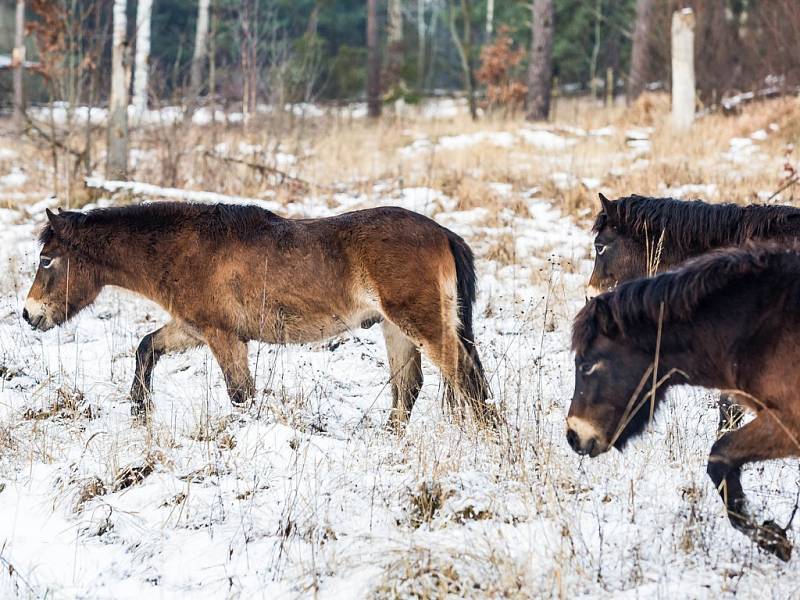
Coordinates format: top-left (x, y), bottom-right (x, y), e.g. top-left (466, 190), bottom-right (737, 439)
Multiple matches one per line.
top-left (446, 231), bottom-right (497, 427)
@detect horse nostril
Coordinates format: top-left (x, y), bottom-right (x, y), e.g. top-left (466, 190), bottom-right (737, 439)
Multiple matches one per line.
top-left (566, 428), bottom-right (579, 451)
top-left (22, 308), bottom-right (29, 323)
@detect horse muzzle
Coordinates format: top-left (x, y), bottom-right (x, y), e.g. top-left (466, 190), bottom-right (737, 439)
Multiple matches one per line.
top-left (22, 299), bottom-right (54, 331)
top-left (566, 416), bottom-right (609, 458)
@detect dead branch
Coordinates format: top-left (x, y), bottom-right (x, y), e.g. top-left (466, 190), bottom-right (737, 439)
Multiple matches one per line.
top-left (202, 150), bottom-right (328, 192)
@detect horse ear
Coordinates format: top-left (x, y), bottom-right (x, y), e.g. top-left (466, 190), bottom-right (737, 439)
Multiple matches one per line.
top-left (46, 208), bottom-right (69, 238)
top-left (594, 297), bottom-right (619, 338)
top-left (598, 193), bottom-right (611, 213)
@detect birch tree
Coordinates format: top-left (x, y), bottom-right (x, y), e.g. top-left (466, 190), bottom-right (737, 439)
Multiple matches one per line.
top-left (191, 0), bottom-right (211, 98)
top-left (526, 0), bottom-right (554, 121)
top-left (13, 0), bottom-right (25, 128)
top-left (132, 0), bottom-right (153, 116)
top-left (386, 0), bottom-right (404, 92)
top-left (107, 0), bottom-right (129, 180)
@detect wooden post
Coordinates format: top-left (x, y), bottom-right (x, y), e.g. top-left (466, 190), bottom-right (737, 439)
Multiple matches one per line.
top-left (13, 0), bottom-right (25, 129)
top-left (671, 8), bottom-right (695, 131)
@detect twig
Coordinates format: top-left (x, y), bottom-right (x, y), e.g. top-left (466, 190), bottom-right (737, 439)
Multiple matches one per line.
top-left (202, 151), bottom-right (329, 192)
top-left (766, 173), bottom-right (799, 203)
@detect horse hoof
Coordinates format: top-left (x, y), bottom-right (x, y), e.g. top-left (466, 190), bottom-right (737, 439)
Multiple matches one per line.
top-left (758, 520), bottom-right (792, 562)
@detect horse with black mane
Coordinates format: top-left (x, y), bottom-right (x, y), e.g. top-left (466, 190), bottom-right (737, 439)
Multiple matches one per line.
top-left (23, 202), bottom-right (499, 431)
top-left (589, 193), bottom-right (800, 292)
top-left (568, 242), bottom-right (800, 561)
top-left (588, 193), bottom-right (800, 431)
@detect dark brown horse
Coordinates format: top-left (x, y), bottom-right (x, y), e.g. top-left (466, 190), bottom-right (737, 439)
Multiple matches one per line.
top-left (588, 193), bottom-right (800, 430)
top-left (23, 202), bottom-right (498, 430)
top-left (588, 193), bottom-right (800, 293)
top-left (568, 243), bottom-right (800, 560)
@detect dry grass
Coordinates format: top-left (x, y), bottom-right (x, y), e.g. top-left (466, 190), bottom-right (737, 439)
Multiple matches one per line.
top-left (5, 94), bottom-right (797, 220)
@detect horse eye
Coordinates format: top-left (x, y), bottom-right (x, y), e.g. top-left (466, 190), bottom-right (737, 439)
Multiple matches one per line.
top-left (40, 256), bottom-right (54, 269)
top-left (580, 362), bottom-right (598, 376)
top-left (595, 244), bottom-right (607, 256)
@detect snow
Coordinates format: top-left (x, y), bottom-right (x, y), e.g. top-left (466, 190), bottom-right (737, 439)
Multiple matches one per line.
top-left (1, 125), bottom-right (799, 597)
top-left (662, 183), bottom-right (719, 199)
top-left (518, 128), bottom-right (577, 150)
top-left (0, 169), bottom-right (27, 188)
top-left (83, 177), bottom-right (284, 212)
top-left (399, 129), bottom-right (575, 158)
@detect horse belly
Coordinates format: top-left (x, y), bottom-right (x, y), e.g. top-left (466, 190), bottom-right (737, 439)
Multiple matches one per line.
top-left (240, 293), bottom-right (382, 345)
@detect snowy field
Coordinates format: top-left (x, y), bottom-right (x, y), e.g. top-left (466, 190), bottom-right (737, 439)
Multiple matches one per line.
top-left (1, 104), bottom-right (799, 598)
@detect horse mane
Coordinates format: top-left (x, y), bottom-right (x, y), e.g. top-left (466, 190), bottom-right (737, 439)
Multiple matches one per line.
top-left (39, 201), bottom-right (283, 247)
top-left (593, 195), bottom-right (800, 253)
top-left (572, 242), bottom-right (800, 354)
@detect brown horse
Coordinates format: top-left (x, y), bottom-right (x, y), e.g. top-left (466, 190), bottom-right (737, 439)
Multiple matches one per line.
top-left (568, 243), bottom-right (800, 560)
top-left (23, 202), bottom-right (498, 430)
top-left (588, 193), bottom-right (800, 293)
top-left (587, 193), bottom-right (800, 431)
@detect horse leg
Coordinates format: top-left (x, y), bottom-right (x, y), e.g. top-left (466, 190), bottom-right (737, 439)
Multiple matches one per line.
top-left (130, 320), bottom-right (202, 418)
top-left (706, 414), bottom-right (798, 561)
top-left (203, 329), bottom-right (255, 409)
top-left (716, 392), bottom-right (745, 435)
top-left (381, 321), bottom-right (423, 434)
top-left (380, 307), bottom-right (496, 429)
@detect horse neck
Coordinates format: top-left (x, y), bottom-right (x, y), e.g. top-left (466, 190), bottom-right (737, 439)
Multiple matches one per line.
top-left (86, 226), bottom-right (179, 303)
top-left (654, 294), bottom-right (771, 392)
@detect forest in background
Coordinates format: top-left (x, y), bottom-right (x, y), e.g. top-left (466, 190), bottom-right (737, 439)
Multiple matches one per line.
top-left (1, 0), bottom-right (799, 114)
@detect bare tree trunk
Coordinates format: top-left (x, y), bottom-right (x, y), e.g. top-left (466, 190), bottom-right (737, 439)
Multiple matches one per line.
top-left (386, 0), bottom-right (404, 91)
top-left (240, 0), bottom-right (257, 120)
top-left (447, 0), bottom-right (477, 120)
top-left (191, 0), bottom-right (211, 98)
top-left (671, 8), bottom-right (695, 131)
top-left (627, 0), bottom-right (653, 102)
top-left (13, 0), bottom-right (25, 129)
top-left (107, 0), bottom-right (129, 180)
top-left (209, 0), bottom-right (217, 100)
top-left (526, 0), bottom-right (554, 121)
top-left (486, 0), bottom-right (494, 36)
top-left (417, 0), bottom-right (426, 91)
top-left (133, 0), bottom-right (153, 116)
top-left (367, 0), bottom-right (381, 117)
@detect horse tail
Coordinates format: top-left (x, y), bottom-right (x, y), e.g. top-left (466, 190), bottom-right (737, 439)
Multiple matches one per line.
top-left (445, 231), bottom-right (497, 427)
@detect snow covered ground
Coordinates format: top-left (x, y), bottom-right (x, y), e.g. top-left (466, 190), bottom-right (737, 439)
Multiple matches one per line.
top-left (1, 116), bottom-right (799, 598)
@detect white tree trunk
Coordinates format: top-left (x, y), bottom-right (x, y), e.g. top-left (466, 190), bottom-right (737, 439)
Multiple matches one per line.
top-left (13, 0), bottom-right (25, 129)
top-left (132, 0), bottom-right (153, 116)
top-left (191, 0), bottom-right (211, 97)
top-left (486, 0), bottom-right (494, 36)
top-left (671, 8), bottom-right (695, 132)
top-left (107, 0), bottom-right (129, 180)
